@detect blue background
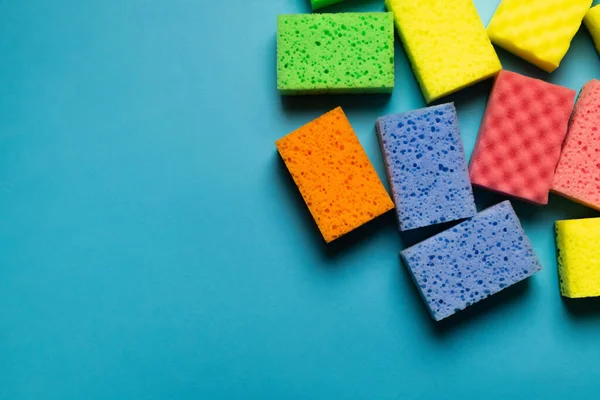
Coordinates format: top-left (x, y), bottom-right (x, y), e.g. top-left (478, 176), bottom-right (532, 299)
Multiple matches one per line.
top-left (1, 0), bottom-right (599, 398)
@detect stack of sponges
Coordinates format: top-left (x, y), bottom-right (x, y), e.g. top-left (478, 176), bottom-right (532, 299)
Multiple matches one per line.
top-left (385, 0), bottom-right (501, 103)
top-left (376, 104), bottom-right (476, 231)
top-left (556, 218), bottom-right (600, 299)
top-left (277, 13), bottom-right (395, 94)
top-left (553, 80), bottom-right (600, 210)
top-left (401, 201), bottom-right (542, 321)
top-left (276, 107), bottom-right (394, 243)
top-left (469, 70), bottom-right (576, 205)
top-left (585, 5), bottom-right (600, 53)
top-left (487, 0), bottom-right (592, 72)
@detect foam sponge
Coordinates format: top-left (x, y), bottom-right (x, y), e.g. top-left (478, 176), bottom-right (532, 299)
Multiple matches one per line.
top-left (311, 0), bottom-right (345, 10)
top-left (277, 13), bottom-right (395, 94)
top-left (556, 218), bottom-right (600, 299)
top-left (276, 107), bottom-right (394, 243)
top-left (469, 70), bottom-right (576, 205)
top-left (487, 0), bottom-right (592, 73)
top-left (553, 80), bottom-right (600, 210)
top-left (376, 104), bottom-right (476, 231)
top-left (585, 6), bottom-right (600, 55)
top-left (401, 201), bottom-right (542, 321)
top-left (385, 0), bottom-right (501, 103)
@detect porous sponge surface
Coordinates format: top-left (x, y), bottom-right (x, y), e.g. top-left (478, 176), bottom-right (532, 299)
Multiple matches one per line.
top-left (376, 103), bottom-right (476, 231)
top-left (552, 80), bottom-right (600, 211)
top-left (401, 201), bottom-right (542, 321)
top-left (311, 0), bottom-right (345, 11)
top-left (487, 0), bottom-right (592, 73)
top-left (585, 6), bottom-right (600, 54)
top-left (276, 107), bottom-right (394, 243)
top-left (556, 218), bottom-right (600, 298)
top-left (385, 0), bottom-right (501, 103)
top-left (469, 70), bottom-right (575, 205)
top-left (277, 13), bottom-right (395, 94)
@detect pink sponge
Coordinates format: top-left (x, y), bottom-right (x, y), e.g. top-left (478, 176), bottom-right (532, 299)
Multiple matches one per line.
top-left (552, 80), bottom-right (600, 210)
top-left (469, 70), bottom-right (575, 205)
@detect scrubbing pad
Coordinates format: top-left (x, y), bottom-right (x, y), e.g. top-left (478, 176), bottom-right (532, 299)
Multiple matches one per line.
top-left (585, 6), bottom-right (600, 54)
top-left (277, 13), bottom-right (395, 95)
top-left (376, 104), bottom-right (476, 231)
top-left (552, 80), bottom-right (600, 211)
top-left (385, 0), bottom-right (501, 103)
top-left (276, 107), bottom-right (394, 243)
top-left (311, 0), bottom-right (345, 10)
top-left (401, 201), bottom-right (542, 321)
top-left (487, 0), bottom-right (592, 73)
top-left (556, 218), bottom-right (600, 298)
top-left (469, 70), bottom-right (576, 205)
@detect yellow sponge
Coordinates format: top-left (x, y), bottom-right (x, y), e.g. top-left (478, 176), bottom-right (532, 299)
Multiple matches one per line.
top-left (487, 0), bottom-right (592, 73)
top-left (555, 218), bottom-right (600, 299)
top-left (585, 5), bottom-right (600, 54)
top-left (385, 0), bottom-right (501, 103)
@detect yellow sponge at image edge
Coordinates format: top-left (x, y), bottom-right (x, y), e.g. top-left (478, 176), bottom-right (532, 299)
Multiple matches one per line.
top-left (385, 0), bottom-right (501, 103)
top-left (585, 5), bottom-right (600, 54)
top-left (555, 218), bottom-right (600, 299)
top-left (487, 0), bottom-right (592, 73)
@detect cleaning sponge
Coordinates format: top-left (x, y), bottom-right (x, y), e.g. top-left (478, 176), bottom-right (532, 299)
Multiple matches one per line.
top-left (376, 104), bottom-right (476, 231)
top-left (401, 201), bottom-right (542, 321)
top-left (277, 13), bottom-right (395, 94)
top-left (552, 80), bottom-right (600, 211)
top-left (469, 70), bottom-right (576, 205)
top-left (310, 0), bottom-right (345, 10)
top-left (585, 5), bottom-right (600, 54)
top-left (385, 0), bottom-right (501, 103)
top-left (276, 107), bottom-right (394, 243)
top-left (556, 218), bottom-right (600, 298)
top-left (487, 0), bottom-right (592, 72)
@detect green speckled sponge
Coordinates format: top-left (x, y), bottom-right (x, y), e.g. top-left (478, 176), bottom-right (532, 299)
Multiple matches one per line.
top-left (277, 13), bottom-right (395, 95)
top-left (311, 0), bottom-right (346, 10)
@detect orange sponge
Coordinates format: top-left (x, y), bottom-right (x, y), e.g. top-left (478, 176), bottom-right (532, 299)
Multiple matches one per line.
top-left (276, 108), bottom-right (394, 243)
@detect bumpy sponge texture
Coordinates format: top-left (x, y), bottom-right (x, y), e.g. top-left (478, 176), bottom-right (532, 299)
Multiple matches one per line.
top-left (385, 0), bottom-right (501, 103)
top-left (311, 0), bottom-right (345, 10)
top-left (556, 218), bottom-right (600, 299)
top-left (276, 107), bottom-right (394, 243)
top-left (552, 80), bottom-right (600, 210)
top-left (487, 0), bottom-right (592, 72)
top-left (277, 13), bottom-right (395, 94)
top-left (401, 201), bottom-right (542, 321)
top-left (469, 70), bottom-right (575, 205)
top-left (585, 6), bottom-right (600, 54)
top-left (376, 104), bottom-right (476, 231)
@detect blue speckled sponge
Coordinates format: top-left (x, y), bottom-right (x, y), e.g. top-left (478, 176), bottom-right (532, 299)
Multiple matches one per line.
top-left (400, 201), bottom-right (542, 321)
top-left (376, 103), bottom-right (476, 231)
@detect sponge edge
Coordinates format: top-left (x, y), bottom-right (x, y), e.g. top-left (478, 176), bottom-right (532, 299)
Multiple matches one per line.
top-left (556, 218), bottom-right (600, 299)
top-left (311, 0), bottom-right (345, 10)
top-left (386, 0), bottom-right (501, 103)
top-left (487, 0), bottom-right (592, 73)
top-left (585, 5), bottom-right (600, 54)
top-left (276, 107), bottom-right (394, 243)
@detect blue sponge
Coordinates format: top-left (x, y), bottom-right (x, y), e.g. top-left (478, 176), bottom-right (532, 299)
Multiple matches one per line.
top-left (400, 201), bottom-right (542, 321)
top-left (376, 103), bottom-right (476, 231)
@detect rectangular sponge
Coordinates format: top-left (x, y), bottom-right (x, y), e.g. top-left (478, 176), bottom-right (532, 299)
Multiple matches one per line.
top-left (401, 201), bottom-right (542, 321)
top-left (585, 5), bottom-right (600, 54)
top-left (556, 218), bottom-right (600, 299)
top-left (385, 0), bottom-right (501, 103)
top-left (552, 80), bottom-right (600, 211)
top-left (376, 104), bottom-right (476, 231)
top-left (277, 13), bottom-right (395, 95)
top-left (311, 0), bottom-right (345, 10)
top-left (276, 107), bottom-right (394, 243)
top-left (487, 0), bottom-right (592, 72)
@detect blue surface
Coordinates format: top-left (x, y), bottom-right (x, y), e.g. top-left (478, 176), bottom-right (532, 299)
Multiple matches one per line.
top-left (0, 0), bottom-right (600, 399)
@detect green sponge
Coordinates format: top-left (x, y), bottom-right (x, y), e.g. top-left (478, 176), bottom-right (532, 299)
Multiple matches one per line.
top-left (311, 0), bottom-right (345, 10)
top-left (277, 13), bottom-right (395, 95)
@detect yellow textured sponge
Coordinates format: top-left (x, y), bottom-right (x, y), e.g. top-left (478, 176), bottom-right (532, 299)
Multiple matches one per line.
top-left (584, 5), bottom-right (600, 54)
top-left (487, 0), bottom-right (592, 73)
top-left (385, 0), bottom-right (501, 103)
top-left (555, 218), bottom-right (600, 299)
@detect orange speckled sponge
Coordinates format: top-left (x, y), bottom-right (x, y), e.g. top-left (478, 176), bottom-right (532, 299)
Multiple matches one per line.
top-left (276, 108), bottom-right (394, 243)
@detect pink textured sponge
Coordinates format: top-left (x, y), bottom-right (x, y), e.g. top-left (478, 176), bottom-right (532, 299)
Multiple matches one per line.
top-left (469, 70), bottom-right (576, 205)
top-left (553, 80), bottom-right (600, 210)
